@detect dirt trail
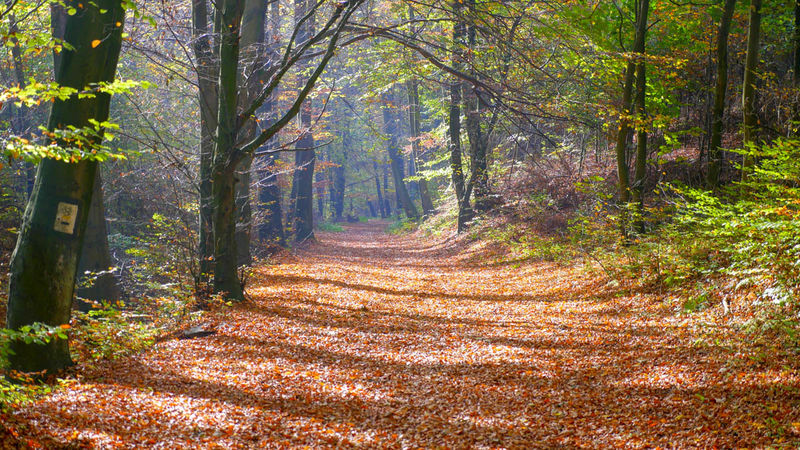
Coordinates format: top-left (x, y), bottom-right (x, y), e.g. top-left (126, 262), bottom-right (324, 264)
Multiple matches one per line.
top-left (8, 221), bottom-right (800, 447)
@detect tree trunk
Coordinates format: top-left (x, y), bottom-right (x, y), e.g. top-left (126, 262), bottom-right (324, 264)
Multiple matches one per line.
top-left (374, 161), bottom-right (386, 218)
top-left (406, 79), bottom-right (435, 215)
top-left (256, 0), bottom-right (285, 248)
top-left (257, 150), bottom-right (285, 247)
top-left (707, 0), bottom-right (737, 188)
top-left (383, 163), bottom-right (392, 216)
top-left (450, 0), bottom-right (472, 232)
top-left (463, 0), bottom-right (489, 213)
top-left (613, 0), bottom-right (648, 237)
top-left (315, 151), bottom-right (326, 220)
top-left (630, 0), bottom-right (650, 233)
top-left (211, 0), bottom-right (245, 301)
top-left (382, 90), bottom-right (418, 219)
top-left (191, 0), bottom-right (218, 283)
top-left (742, 0), bottom-right (762, 177)
top-left (290, 0), bottom-right (316, 242)
top-left (6, 0), bottom-right (125, 372)
top-left (292, 129), bottom-right (316, 242)
top-left (233, 0), bottom-right (269, 266)
top-left (76, 171), bottom-right (121, 310)
top-left (333, 163), bottom-right (345, 221)
top-left (795, 1), bottom-right (800, 87)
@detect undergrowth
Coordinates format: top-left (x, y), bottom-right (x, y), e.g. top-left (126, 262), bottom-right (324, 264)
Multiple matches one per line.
top-left (318, 222), bottom-right (345, 232)
top-left (459, 139), bottom-right (800, 347)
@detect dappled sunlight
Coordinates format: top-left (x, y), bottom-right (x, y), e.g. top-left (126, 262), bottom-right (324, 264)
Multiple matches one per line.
top-left (10, 222), bottom-right (800, 447)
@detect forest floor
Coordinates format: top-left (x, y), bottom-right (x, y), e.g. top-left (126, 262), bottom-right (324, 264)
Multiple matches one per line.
top-left (4, 220), bottom-right (800, 448)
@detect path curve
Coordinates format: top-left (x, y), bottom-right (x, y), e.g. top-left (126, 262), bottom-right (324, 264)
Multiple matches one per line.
top-left (8, 221), bottom-right (799, 447)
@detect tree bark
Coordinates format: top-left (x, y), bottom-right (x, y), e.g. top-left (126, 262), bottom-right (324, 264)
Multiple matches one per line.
top-left (382, 90), bottom-right (419, 219)
top-left (406, 79), bottom-right (435, 215)
top-left (211, 0), bottom-right (245, 300)
top-left (191, 0), bottom-right (218, 283)
top-left (706, 0), bottom-right (737, 188)
top-left (6, 0), bottom-right (125, 372)
top-left (630, 0), bottom-right (650, 233)
top-left (290, 0), bottom-right (316, 242)
top-left (76, 171), bottom-right (121, 310)
top-left (449, 0), bottom-right (472, 232)
top-left (233, 0), bottom-right (269, 266)
top-left (613, 0), bottom-right (648, 237)
top-left (742, 0), bottom-right (762, 178)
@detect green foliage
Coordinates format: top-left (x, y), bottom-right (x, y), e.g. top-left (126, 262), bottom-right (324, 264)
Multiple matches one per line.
top-left (318, 222), bottom-right (344, 232)
top-left (0, 323), bottom-right (69, 410)
top-left (120, 212), bottom-right (197, 296)
top-left (387, 217), bottom-right (417, 234)
top-left (70, 303), bottom-right (158, 363)
top-left (668, 139), bottom-right (800, 301)
top-left (481, 221), bottom-right (576, 263)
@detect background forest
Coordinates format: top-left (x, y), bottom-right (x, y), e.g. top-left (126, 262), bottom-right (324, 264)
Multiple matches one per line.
top-left (1, 0), bottom-right (800, 444)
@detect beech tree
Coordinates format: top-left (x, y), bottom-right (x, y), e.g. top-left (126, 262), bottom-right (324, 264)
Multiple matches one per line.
top-left (6, 0), bottom-right (126, 372)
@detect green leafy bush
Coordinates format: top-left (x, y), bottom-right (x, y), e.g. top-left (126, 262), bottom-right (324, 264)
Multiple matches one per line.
top-left (0, 324), bottom-right (69, 410)
top-left (387, 218), bottom-right (417, 234)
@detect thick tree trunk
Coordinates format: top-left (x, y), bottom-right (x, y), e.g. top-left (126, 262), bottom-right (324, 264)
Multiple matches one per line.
top-left (742, 0), bottom-right (762, 177)
top-left (406, 79), bottom-right (435, 215)
top-left (706, 0), bottom-right (737, 188)
top-left (211, 0), bottom-right (245, 301)
top-left (233, 0), bottom-right (269, 266)
top-left (191, 0), bottom-right (218, 282)
top-left (77, 171), bottom-right (121, 310)
top-left (382, 91), bottom-right (419, 219)
top-left (6, 0), bottom-right (124, 372)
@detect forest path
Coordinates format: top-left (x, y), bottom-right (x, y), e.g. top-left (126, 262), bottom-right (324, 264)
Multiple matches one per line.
top-left (10, 221), bottom-right (799, 447)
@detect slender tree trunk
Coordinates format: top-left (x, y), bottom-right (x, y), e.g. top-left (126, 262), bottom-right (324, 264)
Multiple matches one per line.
top-left (742, 0), bottom-right (762, 177)
top-left (315, 150), bottom-right (326, 220)
top-left (449, 1), bottom-right (471, 232)
top-left (191, 0), bottom-right (218, 282)
top-left (707, 0), bottom-right (737, 188)
top-left (374, 161), bottom-right (386, 218)
top-left (613, 0), bottom-right (648, 237)
top-left (382, 90), bottom-right (418, 219)
top-left (463, 0), bottom-right (489, 212)
top-left (383, 163), bottom-right (392, 216)
top-left (6, 0), bottom-right (124, 372)
top-left (290, 0), bottom-right (316, 242)
top-left (256, 0), bottom-right (285, 248)
top-left (211, 0), bottom-right (245, 300)
top-left (257, 150), bottom-right (285, 247)
top-left (630, 0), bottom-right (650, 233)
top-left (406, 79), bottom-right (435, 215)
top-left (795, 1), bottom-right (800, 88)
